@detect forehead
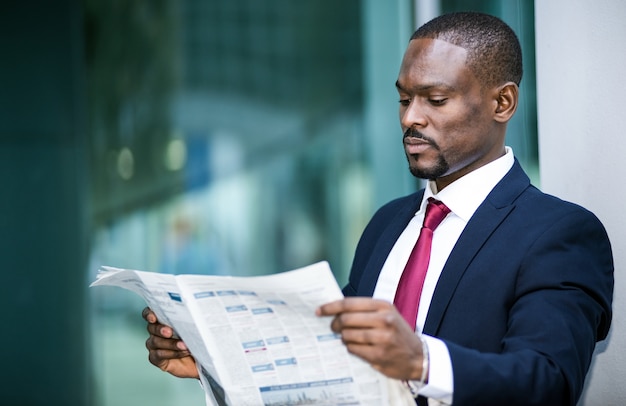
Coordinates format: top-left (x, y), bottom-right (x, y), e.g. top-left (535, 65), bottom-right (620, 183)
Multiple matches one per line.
top-left (397, 38), bottom-right (475, 92)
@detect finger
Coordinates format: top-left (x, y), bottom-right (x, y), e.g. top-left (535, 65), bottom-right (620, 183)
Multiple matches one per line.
top-left (316, 299), bottom-right (343, 316)
top-left (147, 347), bottom-right (190, 369)
top-left (142, 307), bottom-right (157, 323)
top-left (343, 341), bottom-right (380, 360)
top-left (331, 310), bottom-right (395, 330)
top-left (317, 297), bottom-right (392, 316)
top-left (330, 308), bottom-right (404, 335)
top-left (339, 326), bottom-right (391, 345)
top-left (146, 334), bottom-right (189, 353)
top-left (340, 338), bottom-right (401, 375)
top-left (146, 321), bottom-right (177, 339)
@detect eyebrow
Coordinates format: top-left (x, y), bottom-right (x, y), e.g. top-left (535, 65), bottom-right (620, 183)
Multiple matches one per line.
top-left (395, 80), bottom-right (456, 93)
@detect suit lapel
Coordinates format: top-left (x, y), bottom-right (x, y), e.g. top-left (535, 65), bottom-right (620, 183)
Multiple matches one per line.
top-left (357, 191), bottom-right (424, 296)
top-left (423, 160), bottom-right (530, 335)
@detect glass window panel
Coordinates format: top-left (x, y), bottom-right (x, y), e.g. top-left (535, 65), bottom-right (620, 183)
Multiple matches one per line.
top-left (86, 1), bottom-right (538, 404)
top-left (86, 1), bottom-right (373, 404)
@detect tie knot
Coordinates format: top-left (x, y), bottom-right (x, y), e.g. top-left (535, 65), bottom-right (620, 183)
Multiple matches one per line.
top-left (423, 197), bottom-right (450, 231)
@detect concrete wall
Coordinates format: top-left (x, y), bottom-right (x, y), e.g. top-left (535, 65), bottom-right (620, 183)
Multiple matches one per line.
top-left (535, 1), bottom-right (626, 404)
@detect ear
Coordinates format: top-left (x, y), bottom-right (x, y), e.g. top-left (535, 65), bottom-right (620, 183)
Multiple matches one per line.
top-left (493, 82), bottom-right (519, 123)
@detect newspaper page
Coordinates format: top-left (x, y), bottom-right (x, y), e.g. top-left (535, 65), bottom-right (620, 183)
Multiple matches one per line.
top-left (90, 261), bottom-right (415, 406)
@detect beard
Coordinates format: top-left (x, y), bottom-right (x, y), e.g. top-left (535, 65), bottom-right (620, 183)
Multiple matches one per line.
top-left (404, 128), bottom-right (450, 180)
top-left (407, 153), bottom-right (449, 179)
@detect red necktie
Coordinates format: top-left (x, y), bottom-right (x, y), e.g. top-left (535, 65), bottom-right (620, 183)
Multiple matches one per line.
top-left (394, 198), bottom-right (450, 331)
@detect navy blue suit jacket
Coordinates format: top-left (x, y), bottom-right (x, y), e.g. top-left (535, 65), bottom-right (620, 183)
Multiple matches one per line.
top-left (343, 161), bottom-right (613, 405)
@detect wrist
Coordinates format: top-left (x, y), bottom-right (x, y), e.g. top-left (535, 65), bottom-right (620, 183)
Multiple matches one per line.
top-left (406, 335), bottom-right (430, 397)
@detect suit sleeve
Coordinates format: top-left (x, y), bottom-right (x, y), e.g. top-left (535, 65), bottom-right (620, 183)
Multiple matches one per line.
top-left (447, 209), bottom-right (613, 406)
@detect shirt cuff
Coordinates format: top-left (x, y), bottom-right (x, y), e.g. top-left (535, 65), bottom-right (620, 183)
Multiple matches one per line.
top-left (417, 335), bottom-right (454, 404)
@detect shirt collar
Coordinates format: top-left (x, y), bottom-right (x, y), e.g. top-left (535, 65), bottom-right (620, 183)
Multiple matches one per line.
top-left (422, 147), bottom-right (515, 222)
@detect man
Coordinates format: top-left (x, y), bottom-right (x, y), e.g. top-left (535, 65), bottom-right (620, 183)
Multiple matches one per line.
top-left (144, 12), bottom-right (613, 405)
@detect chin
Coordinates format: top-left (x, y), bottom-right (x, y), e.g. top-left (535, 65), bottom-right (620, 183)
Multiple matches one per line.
top-left (408, 162), bottom-right (449, 180)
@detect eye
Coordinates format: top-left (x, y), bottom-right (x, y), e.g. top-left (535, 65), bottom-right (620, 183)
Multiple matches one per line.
top-left (398, 98), bottom-right (411, 107)
top-left (429, 98), bottom-right (448, 106)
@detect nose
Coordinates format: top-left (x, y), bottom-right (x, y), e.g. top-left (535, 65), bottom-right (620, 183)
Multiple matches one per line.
top-left (400, 100), bottom-right (427, 129)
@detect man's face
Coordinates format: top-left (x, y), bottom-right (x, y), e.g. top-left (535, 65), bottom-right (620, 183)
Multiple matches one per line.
top-left (396, 38), bottom-right (504, 189)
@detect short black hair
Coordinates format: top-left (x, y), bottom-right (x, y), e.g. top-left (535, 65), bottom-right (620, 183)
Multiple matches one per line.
top-left (411, 12), bottom-right (523, 87)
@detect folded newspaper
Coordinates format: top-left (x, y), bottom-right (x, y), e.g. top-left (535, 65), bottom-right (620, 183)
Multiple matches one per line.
top-left (90, 261), bottom-right (414, 406)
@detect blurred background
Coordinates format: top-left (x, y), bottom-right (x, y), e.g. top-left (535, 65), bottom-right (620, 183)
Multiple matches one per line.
top-left (1, 0), bottom-right (537, 405)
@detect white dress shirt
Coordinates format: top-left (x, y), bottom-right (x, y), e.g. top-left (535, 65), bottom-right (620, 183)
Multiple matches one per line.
top-left (372, 147), bottom-right (515, 404)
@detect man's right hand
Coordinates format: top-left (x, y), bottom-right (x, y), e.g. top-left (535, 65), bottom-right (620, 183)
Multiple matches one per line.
top-left (142, 307), bottom-right (200, 379)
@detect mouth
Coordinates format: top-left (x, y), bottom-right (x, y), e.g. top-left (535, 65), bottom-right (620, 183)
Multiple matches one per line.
top-left (403, 136), bottom-right (433, 155)
top-left (403, 127), bottom-right (437, 155)
top-left (404, 140), bottom-right (432, 155)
